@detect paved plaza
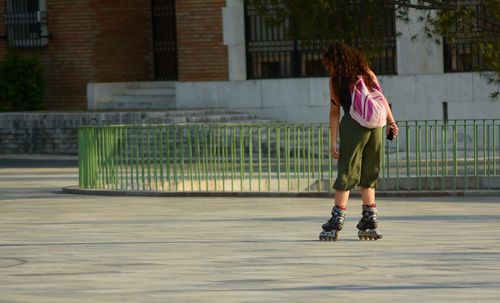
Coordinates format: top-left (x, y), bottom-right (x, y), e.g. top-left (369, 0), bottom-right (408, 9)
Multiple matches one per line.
top-left (0, 159), bottom-right (500, 302)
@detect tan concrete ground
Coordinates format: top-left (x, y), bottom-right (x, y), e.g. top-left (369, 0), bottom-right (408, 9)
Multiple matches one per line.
top-left (1, 163), bottom-right (500, 302)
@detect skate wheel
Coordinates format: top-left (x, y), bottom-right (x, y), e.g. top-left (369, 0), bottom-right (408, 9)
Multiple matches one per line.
top-left (319, 232), bottom-right (339, 242)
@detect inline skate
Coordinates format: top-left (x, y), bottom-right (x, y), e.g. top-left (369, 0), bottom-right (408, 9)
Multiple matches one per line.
top-left (357, 204), bottom-right (383, 240)
top-left (319, 206), bottom-right (346, 241)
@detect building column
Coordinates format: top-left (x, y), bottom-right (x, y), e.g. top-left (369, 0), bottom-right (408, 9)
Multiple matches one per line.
top-left (396, 7), bottom-right (443, 75)
top-left (223, 0), bottom-right (247, 80)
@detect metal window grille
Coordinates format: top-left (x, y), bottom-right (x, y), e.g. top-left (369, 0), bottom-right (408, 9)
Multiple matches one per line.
top-left (3, 0), bottom-right (49, 48)
top-left (367, 7), bottom-right (398, 76)
top-left (151, 0), bottom-right (178, 80)
top-left (244, 4), bottom-right (397, 79)
top-left (444, 40), bottom-right (481, 72)
top-left (444, 1), bottom-right (496, 72)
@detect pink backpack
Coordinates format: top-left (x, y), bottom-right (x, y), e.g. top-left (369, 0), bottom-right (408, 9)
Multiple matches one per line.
top-left (349, 76), bottom-right (388, 129)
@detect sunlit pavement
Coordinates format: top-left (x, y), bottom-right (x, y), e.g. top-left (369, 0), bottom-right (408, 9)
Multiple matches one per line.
top-left (1, 162), bottom-right (499, 303)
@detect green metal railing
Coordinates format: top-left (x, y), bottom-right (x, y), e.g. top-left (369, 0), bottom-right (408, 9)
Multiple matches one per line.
top-left (79, 120), bottom-right (500, 193)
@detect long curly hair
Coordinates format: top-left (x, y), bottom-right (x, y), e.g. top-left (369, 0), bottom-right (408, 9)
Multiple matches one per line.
top-left (322, 42), bottom-right (376, 104)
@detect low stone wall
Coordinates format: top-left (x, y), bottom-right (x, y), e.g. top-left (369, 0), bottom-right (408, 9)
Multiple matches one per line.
top-left (176, 72), bottom-right (499, 122)
top-left (0, 112), bottom-right (184, 155)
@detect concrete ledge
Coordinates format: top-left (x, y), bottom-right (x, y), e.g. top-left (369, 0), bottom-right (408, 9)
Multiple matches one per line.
top-left (63, 186), bottom-right (500, 198)
top-left (0, 155), bottom-right (78, 168)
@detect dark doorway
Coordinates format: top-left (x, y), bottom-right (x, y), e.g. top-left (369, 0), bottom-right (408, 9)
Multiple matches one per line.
top-left (151, 0), bottom-right (178, 80)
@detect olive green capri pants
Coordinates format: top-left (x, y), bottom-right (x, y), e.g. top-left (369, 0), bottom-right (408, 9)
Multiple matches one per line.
top-left (333, 114), bottom-right (383, 191)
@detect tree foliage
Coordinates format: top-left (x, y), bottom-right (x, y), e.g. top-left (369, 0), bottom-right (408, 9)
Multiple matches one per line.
top-left (243, 0), bottom-right (499, 97)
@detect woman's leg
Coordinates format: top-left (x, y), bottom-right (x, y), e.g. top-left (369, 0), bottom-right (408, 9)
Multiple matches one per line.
top-left (359, 127), bottom-right (382, 205)
top-left (335, 189), bottom-right (350, 209)
top-left (357, 128), bottom-right (383, 240)
top-left (360, 187), bottom-right (375, 206)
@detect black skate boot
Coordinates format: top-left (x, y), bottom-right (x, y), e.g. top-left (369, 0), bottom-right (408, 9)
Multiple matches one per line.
top-left (319, 206), bottom-right (346, 241)
top-left (357, 204), bottom-right (383, 240)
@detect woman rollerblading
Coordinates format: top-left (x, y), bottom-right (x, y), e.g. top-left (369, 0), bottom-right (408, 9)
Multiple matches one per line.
top-left (318, 42), bottom-right (398, 241)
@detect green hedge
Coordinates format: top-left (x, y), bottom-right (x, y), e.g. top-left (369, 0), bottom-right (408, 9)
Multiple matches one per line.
top-left (0, 51), bottom-right (46, 111)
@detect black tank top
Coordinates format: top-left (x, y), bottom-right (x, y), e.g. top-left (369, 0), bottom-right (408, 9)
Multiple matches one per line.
top-left (330, 77), bottom-right (352, 114)
top-left (340, 77), bottom-right (351, 114)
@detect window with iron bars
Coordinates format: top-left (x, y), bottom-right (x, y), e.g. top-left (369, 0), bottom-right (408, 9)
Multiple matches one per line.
top-left (244, 4), bottom-right (397, 79)
top-left (3, 0), bottom-right (50, 48)
top-left (444, 1), bottom-right (497, 72)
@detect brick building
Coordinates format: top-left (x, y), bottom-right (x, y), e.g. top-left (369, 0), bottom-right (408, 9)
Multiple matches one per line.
top-left (0, 0), bottom-right (229, 110)
top-left (0, 0), bottom-right (498, 120)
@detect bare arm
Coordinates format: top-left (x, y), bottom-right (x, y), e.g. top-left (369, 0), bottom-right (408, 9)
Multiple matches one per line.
top-left (380, 91), bottom-right (399, 138)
